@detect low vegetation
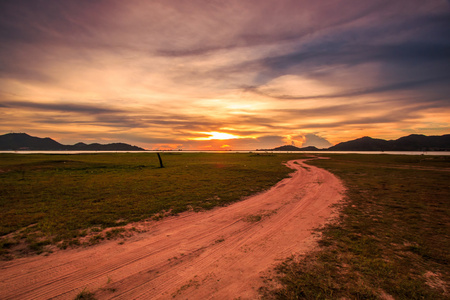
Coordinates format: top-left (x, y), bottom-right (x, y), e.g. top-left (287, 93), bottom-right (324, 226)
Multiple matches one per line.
top-left (0, 152), bottom-right (304, 258)
top-left (74, 289), bottom-right (96, 300)
top-left (261, 154), bottom-right (450, 299)
top-left (2, 152), bottom-right (449, 298)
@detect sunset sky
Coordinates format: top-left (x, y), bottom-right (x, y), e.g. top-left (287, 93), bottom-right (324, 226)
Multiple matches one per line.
top-left (1, 1), bottom-right (449, 150)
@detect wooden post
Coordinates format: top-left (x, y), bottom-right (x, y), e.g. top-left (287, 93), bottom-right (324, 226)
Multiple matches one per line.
top-left (157, 153), bottom-right (164, 168)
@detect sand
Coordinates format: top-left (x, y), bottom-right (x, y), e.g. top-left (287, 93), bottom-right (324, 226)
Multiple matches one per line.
top-left (0, 159), bottom-right (345, 299)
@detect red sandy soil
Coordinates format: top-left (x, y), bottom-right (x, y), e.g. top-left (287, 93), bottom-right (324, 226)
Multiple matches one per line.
top-left (0, 159), bottom-right (345, 299)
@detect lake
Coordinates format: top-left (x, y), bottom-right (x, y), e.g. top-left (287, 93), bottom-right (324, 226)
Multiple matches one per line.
top-left (1, 150), bottom-right (450, 155)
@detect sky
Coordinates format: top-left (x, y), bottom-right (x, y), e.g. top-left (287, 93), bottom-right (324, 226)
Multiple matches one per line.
top-left (1, 0), bottom-right (449, 150)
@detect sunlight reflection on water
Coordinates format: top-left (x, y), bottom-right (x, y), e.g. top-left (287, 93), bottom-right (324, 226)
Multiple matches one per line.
top-left (1, 150), bottom-right (450, 156)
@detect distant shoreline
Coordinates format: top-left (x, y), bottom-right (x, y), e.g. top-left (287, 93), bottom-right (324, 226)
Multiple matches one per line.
top-left (1, 150), bottom-right (450, 156)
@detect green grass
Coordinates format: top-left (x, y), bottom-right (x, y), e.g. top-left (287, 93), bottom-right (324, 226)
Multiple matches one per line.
top-left (261, 154), bottom-right (450, 299)
top-left (0, 152), bottom-right (305, 258)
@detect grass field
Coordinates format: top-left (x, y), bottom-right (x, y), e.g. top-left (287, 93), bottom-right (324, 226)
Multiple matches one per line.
top-left (2, 153), bottom-right (449, 299)
top-left (261, 154), bottom-right (450, 299)
top-left (0, 152), bottom-right (305, 258)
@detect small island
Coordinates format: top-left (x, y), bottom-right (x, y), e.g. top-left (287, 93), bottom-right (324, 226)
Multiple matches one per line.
top-left (257, 145), bottom-right (321, 151)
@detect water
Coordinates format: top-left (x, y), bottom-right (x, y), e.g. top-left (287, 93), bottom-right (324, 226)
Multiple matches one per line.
top-left (1, 150), bottom-right (450, 156)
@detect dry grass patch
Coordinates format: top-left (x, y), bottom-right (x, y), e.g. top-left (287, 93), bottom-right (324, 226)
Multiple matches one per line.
top-left (262, 154), bottom-right (450, 299)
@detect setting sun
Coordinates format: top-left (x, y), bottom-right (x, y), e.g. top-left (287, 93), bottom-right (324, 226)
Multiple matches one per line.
top-left (189, 131), bottom-right (241, 141)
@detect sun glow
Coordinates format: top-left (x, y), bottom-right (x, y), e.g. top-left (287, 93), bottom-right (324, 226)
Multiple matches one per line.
top-left (189, 131), bottom-right (241, 140)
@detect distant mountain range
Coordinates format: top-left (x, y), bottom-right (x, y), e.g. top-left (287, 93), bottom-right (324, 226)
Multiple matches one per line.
top-left (1, 133), bottom-right (449, 152)
top-left (259, 134), bottom-right (450, 152)
top-left (0, 133), bottom-right (144, 151)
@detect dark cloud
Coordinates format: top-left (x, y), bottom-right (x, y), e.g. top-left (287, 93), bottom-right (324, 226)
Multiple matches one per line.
top-left (302, 111), bottom-right (422, 129)
top-left (275, 100), bottom-right (442, 124)
top-left (245, 75), bottom-right (450, 101)
top-left (153, 1), bottom-right (389, 57)
top-left (0, 1), bottom-right (115, 44)
top-left (257, 42), bottom-right (450, 76)
top-left (0, 1), bottom-right (403, 60)
top-left (220, 4), bottom-right (450, 98)
top-left (1, 100), bottom-right (122, 114)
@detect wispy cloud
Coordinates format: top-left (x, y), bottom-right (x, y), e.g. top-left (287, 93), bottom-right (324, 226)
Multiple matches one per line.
top-left (2, 101), bottom-right (122, 114)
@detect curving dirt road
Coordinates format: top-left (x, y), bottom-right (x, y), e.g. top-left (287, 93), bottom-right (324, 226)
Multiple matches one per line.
top-left (0, 159), bottom-right (345, 299)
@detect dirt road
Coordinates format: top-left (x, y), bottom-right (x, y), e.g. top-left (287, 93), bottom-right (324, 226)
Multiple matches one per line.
top-left (0, 159), bottom-right (345, 299)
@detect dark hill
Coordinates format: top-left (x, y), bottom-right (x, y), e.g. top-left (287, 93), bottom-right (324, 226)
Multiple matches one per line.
top-left (260, 134), bottom-right (450, 152)
top-left (328, 136), bottom-right (390, 151)
top-left (390, 134), bottom-right (450, 151)
top-left (329, 134), bottom-right (450, 151)
top-left (0, 133), bottom-right (144, 151)
top-left (258, 145), bottom-right (320, 151)
top-left (0, 133), bottom-right (66, 150)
